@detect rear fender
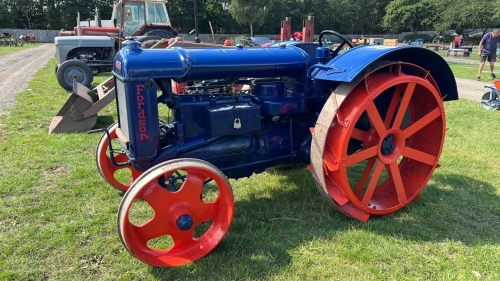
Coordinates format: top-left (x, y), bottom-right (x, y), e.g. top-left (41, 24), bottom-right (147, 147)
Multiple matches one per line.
top-left (313, 45), bottom-right (458, 101)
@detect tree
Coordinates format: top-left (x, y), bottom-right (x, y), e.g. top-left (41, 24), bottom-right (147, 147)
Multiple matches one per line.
top-left (357, 0), bottom-right (391, 34)
top-left (383, 0), bottom-right (435, 36)
top-left (228, 0), bottom-right (268, 36)
top-left (433, 0), bottom-right (500, 35)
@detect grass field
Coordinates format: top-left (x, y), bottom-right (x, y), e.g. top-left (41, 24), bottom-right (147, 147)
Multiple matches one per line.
top-left (0, 55), bottom-right (499, 280)
top-left (0, 43), bottom-right (42, 56)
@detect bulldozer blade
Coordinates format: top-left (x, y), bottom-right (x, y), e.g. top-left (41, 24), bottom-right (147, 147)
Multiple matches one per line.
top-left (49, 78), bottom-right (116, 134)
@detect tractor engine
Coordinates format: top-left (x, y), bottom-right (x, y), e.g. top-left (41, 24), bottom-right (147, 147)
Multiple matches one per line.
top-left (113, 40), bottom-right (319, 179)
top-left (66, 47), bottom-right (114, 62)
top-left (97, 32), bottom-right (459, 267)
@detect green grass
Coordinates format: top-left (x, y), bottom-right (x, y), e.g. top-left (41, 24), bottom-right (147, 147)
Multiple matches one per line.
top-left (432, 48), bottom-right (497, 81)
top-left (446, 61), bottom-right (500, 81)
top-left (0, 43), bottom-right (43, 56)
top-left (447, 62), bottom-right (480, 80)
top-left (435, 49), bottom-right (481, 61)
top-left (431, 48), bottom-right (500, 81)
top-left (0, 59), bottom-right (499, 280)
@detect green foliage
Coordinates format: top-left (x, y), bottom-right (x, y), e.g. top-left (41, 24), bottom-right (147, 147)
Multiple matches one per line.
top-left (167, 0), bottom-right (243, 34)
top-left (383, 0), bottom-right (436, 34)
top-left (0, 0), bottom-right (114, 30)
top-left (1, 0), bottom-right (500, 38)
top-left (228, 0), bottom-right (268, 35)
top-left (433, 0), bottom-right (500, 34)
top-left (466, 33), bottom-right (487, 45)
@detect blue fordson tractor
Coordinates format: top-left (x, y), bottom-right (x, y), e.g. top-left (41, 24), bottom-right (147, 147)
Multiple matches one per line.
top-left (93, 30), bottom-right (458, 267)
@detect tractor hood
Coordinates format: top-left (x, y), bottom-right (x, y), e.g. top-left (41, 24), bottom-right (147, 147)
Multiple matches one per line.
top-left (54, 36), bottom-right (115, 48)
top-left (113, 40), bottom-right (312, 82)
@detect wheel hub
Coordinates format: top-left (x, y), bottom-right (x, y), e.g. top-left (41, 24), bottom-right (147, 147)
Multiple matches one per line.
top-left (381, 135), bottom-right (395, 155)
top-left (378, 129), bottom-right (404, 164)
top-left (176, 214), bottom-right (193, 231)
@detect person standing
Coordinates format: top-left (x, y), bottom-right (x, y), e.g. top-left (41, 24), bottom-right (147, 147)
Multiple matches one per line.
top-left (477, 29), bottom-right (500, 81)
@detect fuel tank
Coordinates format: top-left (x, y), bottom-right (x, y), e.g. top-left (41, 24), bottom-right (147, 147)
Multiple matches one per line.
top-left (113, 40), bottom-right (313, 82)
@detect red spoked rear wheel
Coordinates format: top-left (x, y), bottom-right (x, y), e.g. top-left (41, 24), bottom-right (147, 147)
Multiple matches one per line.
top-left (311, 62), bottom-right (446, 221)
top-left (118, 158), bottom-right (234, 267)
top-left (96, 123), bottom-right (142, 192)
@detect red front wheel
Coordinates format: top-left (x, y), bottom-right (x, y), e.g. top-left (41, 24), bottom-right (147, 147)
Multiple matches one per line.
top-left (96, 123), bottom-right (142, 192)
top-left (118, 158), bottom-right (234, 267)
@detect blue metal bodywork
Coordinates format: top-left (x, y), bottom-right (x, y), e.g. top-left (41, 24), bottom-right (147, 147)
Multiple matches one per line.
top-left (313, 45), bottom-right (458, 101)
top-left (111, 39), bottom-right (458, 179)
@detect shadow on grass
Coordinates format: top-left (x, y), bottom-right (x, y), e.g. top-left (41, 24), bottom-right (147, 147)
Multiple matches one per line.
top-left (94, 115), bottom-right (116, 129)
top-left (147, 168), bottom-right (498, 280)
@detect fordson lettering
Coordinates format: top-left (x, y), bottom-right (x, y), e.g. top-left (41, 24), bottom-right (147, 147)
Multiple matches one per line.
top-left (136, 85), bottom-right (149, 140)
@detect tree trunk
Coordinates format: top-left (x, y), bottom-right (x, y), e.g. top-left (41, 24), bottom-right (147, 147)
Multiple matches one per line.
top-left (250, 22), bottom-right (253, 37)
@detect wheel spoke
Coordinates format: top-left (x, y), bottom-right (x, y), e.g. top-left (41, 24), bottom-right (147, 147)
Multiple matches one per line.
top-left (387, 162), bottom-right (407, 204)
top-left (384, 84), bottom-right (404, 127)
top-left (178, 170), bottom-right (206, 197)
top-left (132, 215), bottom-right (169, 242)
top-left (392, 82), bottom-right (416, 129)
top-left (402, 147), bottom-right (437, 166)
top-left (113, 153), bottom-right (129, 164)
top-left (402, 107), bottom-right (441, 138)
top-left (354, 158), bottom-right (376, 195)
top-left (140, 181), bottom-right (176, 210)
top-left (346, 146), bottom-right (378, 166)
top-left (351, 128), bottom-right (367, 141)
top-left (361, 160), bottom-right (385, 206)
top-left (366, 101), bottom-right (387, 137)
top-left (131, 169), bottom-right (142, 180)
top-left (107, 154), bottom-right (134, 176)
top-left (169, 228), bottom-right (195, 250)
top-left (192, 202), bottom-right (217, 223)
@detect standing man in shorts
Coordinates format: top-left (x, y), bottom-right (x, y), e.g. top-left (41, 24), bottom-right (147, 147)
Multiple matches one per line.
top-left (477, 29), bottom-right (500, 81)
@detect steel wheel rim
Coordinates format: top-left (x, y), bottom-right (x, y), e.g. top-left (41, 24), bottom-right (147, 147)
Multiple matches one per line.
top-left (320, 62), bottom-right (446, 217)
top-left (96, 123), bottom-right (142, 192)
top-left (64, 67), bottom-right (86, 84)
top-left (117, 158), bottom-right (234, 267)
top-left (481, 92), bottom-right (500, 110)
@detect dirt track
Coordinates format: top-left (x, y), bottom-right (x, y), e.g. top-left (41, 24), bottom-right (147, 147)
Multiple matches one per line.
top-left (454, 77), bottom-right (489, 102)
top-left (0, 43), bottom-right (54, 115)
top-left (0, 44), bottom-right (492, 116)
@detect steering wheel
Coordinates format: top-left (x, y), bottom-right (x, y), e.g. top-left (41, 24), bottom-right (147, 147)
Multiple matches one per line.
top-left (318, 30), bottom-right (354, 59)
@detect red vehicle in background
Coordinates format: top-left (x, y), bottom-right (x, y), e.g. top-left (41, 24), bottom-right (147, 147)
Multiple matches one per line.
top-left (54, 0), bottom-right (177, 90)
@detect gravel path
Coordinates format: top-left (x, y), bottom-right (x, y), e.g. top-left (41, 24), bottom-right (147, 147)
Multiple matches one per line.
top-left (0, 43), bottom-right (54, 115)
top-left (455, 77), bottom-right (488, 102)
top-left (0, 45), bottom-right (492, 116)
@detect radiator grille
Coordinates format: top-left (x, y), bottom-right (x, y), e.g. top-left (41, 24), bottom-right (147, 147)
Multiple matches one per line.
top-left (116, 81), bottom-right (130, 140)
